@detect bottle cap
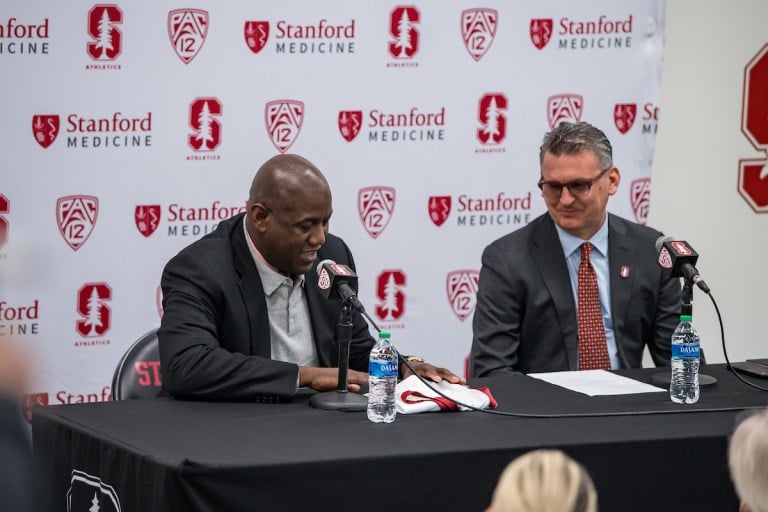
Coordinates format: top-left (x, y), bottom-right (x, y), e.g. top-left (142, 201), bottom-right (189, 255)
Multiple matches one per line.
top-left (680, 315), bottom-right (692, 322)
top-left (378, 331), bottom-right (391, 339)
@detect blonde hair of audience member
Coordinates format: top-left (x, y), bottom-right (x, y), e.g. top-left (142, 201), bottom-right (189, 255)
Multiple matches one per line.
top-left (488, 449), bottom-right (597, 512)
top-left (729, 409), bottom-right (768, 512)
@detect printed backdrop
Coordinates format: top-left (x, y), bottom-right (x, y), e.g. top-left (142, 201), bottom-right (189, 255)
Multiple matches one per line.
top-left (1, 1), bottom-right (665, 408)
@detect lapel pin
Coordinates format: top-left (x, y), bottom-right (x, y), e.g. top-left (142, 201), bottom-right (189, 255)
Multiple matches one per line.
top-left (620, 266), bottom-right (630, 278)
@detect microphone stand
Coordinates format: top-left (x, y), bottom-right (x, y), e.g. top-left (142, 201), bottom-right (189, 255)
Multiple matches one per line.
top-left (309, 301), bottom-right (369, 411)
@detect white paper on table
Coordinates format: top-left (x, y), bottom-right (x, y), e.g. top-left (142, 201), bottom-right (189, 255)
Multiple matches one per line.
top-left (527, 369), bottom-right (666, 396)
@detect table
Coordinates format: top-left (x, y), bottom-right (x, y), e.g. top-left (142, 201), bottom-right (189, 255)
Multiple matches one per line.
top-left (33, 364), bottom-right (768, 511)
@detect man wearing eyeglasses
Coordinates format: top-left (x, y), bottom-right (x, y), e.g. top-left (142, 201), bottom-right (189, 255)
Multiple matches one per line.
top-left (469, 121), bottom-right (681, 376)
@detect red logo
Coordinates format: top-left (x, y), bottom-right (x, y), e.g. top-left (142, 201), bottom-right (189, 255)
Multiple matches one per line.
top-left (0, 195), bottom-right (8, 248)
top-left (86, 4), bottom-right (123, 61)
top-left (477, 93), bottom-right (507, 145)
top-left (331, 264), bottom-right (352, 276)
top-left (461, 8), bottom-right (498, 61)
top-left (739, 43), bottom-right (768, 213)
top-left (530, 19), bottom-right (553, 50)
top-left (389, 6), bottom-right (420, 59)
top-left (446, 270), bottom-right (479, 321)
top-left (318, 268), bottom-right (331, 290)
top-left (630, 177), bottom-right (650, 225)
top-left (338, 110), bottom-right (363, 142)
top-left (135, 205), bottom-right (161, 237)
top-left (265, 99), bottom-right (304, 153)
top-left (376, 270), bottom-right (406, 321)
top-left (76, 282), bottom-right (112, 337)
top-left (56, 195), bottom-right (98, 251)
top-left (32, 114), bottom-right (60, 148)
top-left (620, 266), bottom-right (630, 278)
top-left (156, 285), bottom-right (164, 318)
top-left (657, 247), bottom-right (672, 269)
top-left (547, 94), bottom-right (583, 129)
top-left (358, 186), bottom-right (395, 239)
top-left (23, 393), bottom-right (48, 423)
top-left (428, 196), bottom-right (451, 227)
top-left (244, 21), bottom-right (269, 54)
top-left (188, 97), bottom-right (222, 151)
top-left (614, 103), bottom-right (637, 134)
top-left (168, 9), bottom-right (209, 64)
top-left (670, 241), bottom-right (692, 256)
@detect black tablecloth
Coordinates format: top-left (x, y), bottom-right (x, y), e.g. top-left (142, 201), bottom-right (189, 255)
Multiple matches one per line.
top-left (33, 364), bottom-right (768, 511)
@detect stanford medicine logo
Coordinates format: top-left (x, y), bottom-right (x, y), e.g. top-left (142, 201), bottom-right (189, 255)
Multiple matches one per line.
top-left (135, 204), bottom-right (161, 237)
top-left (188, 97), bottom-right (222, 154)
top-left (265, 99), bottom-right (303, 153)
top-left (548, 94), bottom-right (583, 129)
top-left (446, 270), bottom-right (479, 321)
top-left (23, 393), bottom-right (48, 423)
top-left (531, 14), bottom-right (634, 51)
top-left (67, 470), bottom-right (120, 512)
top-left (388, 6), bottom-right (419, 64)
top-left (366, 106), bottom-right (446, 142)
top-left (461, 8), bottom-right (497, 61)
top-left (738, 43), bottom-right (768, 213)
top-left (0, 194), bottom-right (8, 250)
top-left (245, 18), bottom-right (355, 55)
top-left (359, 186), bottom-right (395, 239)
top-left (76, 282), bottom-right (111, 338)
top-left (338, 110), bottom-right (362, 142)
top-left (32, 114), bottom-right (59, 148)
top-left (477, 93), bottom-right (507, 150)
top-left (614, 103), bottom-right (637, 134)
top-left (630, 177), bottom-right (650, 225)
top-left (428, 196), bottom-right (451, 227)
top-left (376, 270), bottom-right (406, 322)
top-left (86, 4), bottom-right (122, 65)
top-left (56, 195), bottom-right (98, 251)
top-left (168, 9), bottom-right (209, 64)
top-left (530, 19), bottom-right (553, 50)
top-left (428, 192), bottom-right (532, 228)
top-left (0, 16), bottom-right (50, 56)
top-left (245, 21), bottom-right (269, 53)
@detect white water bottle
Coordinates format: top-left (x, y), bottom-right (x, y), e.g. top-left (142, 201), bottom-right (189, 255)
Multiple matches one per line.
top-left (367, 331), bottom-right (398, 423)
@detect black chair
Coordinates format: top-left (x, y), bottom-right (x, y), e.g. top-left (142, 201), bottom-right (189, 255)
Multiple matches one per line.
top-left (111, 328), bottom-right (163, 400)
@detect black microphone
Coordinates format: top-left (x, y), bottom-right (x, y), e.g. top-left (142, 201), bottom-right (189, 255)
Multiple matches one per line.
top-left (316, 259), bottom-right (366, 311)
top-left (655, 236), bottom-right (710, 293)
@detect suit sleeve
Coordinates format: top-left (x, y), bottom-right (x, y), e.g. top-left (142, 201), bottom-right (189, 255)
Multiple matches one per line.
top-left (647, 271), bottom-right (681, 367)
top-left (469, 243), bottom-right (524, 377)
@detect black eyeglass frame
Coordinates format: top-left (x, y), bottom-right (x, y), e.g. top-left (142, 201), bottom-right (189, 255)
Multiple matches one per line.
top-left (537, 167), bottom-right (611, 199)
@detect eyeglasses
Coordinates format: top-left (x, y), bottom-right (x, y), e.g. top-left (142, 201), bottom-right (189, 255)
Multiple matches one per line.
top-left (537, 168), bottom-right (610, 199)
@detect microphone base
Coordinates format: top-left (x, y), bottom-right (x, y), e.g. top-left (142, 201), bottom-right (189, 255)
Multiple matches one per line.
top-left (309, 390), bottom-right (368, 412)
top-left (650, 372), bottom-right (717, 387)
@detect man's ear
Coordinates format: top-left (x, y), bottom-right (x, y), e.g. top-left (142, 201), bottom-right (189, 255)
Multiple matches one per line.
top-left (250, 203), bottom-right (269, 231)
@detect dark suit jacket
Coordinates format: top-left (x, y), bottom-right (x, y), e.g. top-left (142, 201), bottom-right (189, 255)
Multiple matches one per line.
top-left (469, 213), bottom-right (681, 376)
top-left (158, 213), bottom-right (374, 401)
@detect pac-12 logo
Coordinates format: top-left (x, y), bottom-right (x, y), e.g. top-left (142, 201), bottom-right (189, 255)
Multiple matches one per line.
top-left (67, 470), bottom-right (121, 512)
top-left (338, 110), bottom-right (362, 142)
top-left (446, 270), bottom-right (479, 321)
top-left (86, 4), bottom-right (123, 61)
top-left (76, 282), bottom-right (112, 337)
top-left (168, 9), bottom-right (209, 64)
top-left (630, 177), bottom-right (650, 225)
top-left (614, 103), bottom-right (637, 134)
top-left (530, 19), bottom-right (553, 50)
top-left (358, 186), bottom-right (395, 239)
top-left (738, 43), bottom-right (768, 213)
top-left (389, 6), bottom-right (420, 59)
top-left (461, 8), bottom-right (497, 61)
top-left (376, 270), bottom-right (406, 321)
top-left (56, 195), bottom-right (98, 251)
top-left (477, 93), bottom-right (507, 145)
top-left (428, 195), bottom-right (451, 227)
top-left (188, 97), bottom-right (222, 151)
top-left (0, 195), bottom-right (8, 249)
top-left (244, 21), bottom-right (269, 54)
top-left (32, 114), bottom-right (60, 148)
top-left (135, 204), bottom-right (161, 237)
top-left (265, 99), bottom-right (304, 153)
top-left (547, 94), bottom-right (583, 129)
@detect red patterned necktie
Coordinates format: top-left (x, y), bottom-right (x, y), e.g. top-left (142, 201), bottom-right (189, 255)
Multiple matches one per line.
top-left (577, 243), bottom-right (611, 370)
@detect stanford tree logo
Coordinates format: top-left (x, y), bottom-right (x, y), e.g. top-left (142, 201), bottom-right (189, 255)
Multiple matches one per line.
top-left (446, 270), bottom-right (479, 321)
top-left (547, 94), bottom-right (583, 129)
top-left (32, 114), bottom-right (60, 148)
top-left (477, 93), bottom-right (507, 145)
top-left (738, 43), bottom-right (768, 213)
top-left (86, 4), bottom-right (123, 61)
top-left (389, 6), bottom-right (419, 59)
top-left (76, 282), bottom-right (111, 337)
top-left (376, 270), bottom-right (406, 321)
top-left (461, 8), bottom-right (497, 61)
top-left (338, 110), bottom-right (362, 142)
top-left (168, 9), bottom-right (209, 64)
top-left (428, 196), bottom-right (451, 227)
top-left (530, 19), bottom-right (553, 50)
top-left (265, 99), bottom-right (304, 153)
top-left (56, 195), bottom-right (98, 251)
top-left (188, 97), bottom-right (222, 151)
top-left (244, 21), bottom-right (269, 54)
top-left (630, 178), bottom-right (650, 225)
top-left (358, 186), bottom-right (395, 239)
top-left (614, 103), bottom-right (637, 134)
top-left (135, 205), bottom-right (161, 237)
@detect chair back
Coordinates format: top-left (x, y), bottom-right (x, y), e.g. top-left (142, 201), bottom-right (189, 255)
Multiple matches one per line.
top-left (111, 328), bottom-right (162, 400)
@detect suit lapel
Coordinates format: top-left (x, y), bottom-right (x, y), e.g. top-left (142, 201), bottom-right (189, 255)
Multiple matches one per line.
top-left (531, 215), bottom-right (579, 370)
top-left (607, 214), bottom-right (633, 365)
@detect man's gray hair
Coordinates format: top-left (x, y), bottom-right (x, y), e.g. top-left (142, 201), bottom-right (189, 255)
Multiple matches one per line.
top-left (539, 121), bottom-right (613, 171)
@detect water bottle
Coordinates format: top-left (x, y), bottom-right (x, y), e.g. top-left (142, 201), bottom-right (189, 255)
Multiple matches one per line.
top-left (669, 313), bottom-right (700, 404)
top-left (367, 331), bottom-right (398, 423)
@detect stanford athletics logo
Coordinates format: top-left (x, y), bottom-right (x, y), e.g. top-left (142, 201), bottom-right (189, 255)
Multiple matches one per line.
top-left (671, 241), bottom-right (693, 256)
top-left (244, 21), bottom-right (269, 54)
top-left (358, 186), bottom-right (395, 239)
top-left (547, 94), bottom-right (583, 129)
top-left (446, 270), bottom-right (479, 321)
top-left (389, 6), bottom-right (420, 59)
top-left (86, 4), bottom-right (123, 61)
top-left (32, 114), bottom-right (60, 148)
top-left (56, 195), bottom-right (98, 251)
top-left (630, 177), bottom-right (650, 225)
top-left (67, 470), bottom-right (120, 512)
top-left (168, 9), bottom-right (209, 64)
top-left (135, 205), bottom-right (161, 237)
top-left (428, 196), bottom-right (451, 227)
top-left (76, 282), bottom-right (112, 337)
top-left (530, 19), bottom-right (553, 50)
top-left (338, 110), bottom-right (362, 142)
top-left (0, 195), bottom-right (8, 248)
top-left (376, 270), bottom-right (406, 321)
top-left (188, 97), bottom-right (222, 151)
top-left (477, 93), bottom-right (507, 145)
top-left (265, 99), bottom-right (304, 153)
top-left (738, 43), bottom-right (768, 213)
top-left (614, 103), bottom-right (637, 134)
top-left (461, 8), bottom-right (497, 61)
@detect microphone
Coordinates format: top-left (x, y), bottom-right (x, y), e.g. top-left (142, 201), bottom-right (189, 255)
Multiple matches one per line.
top-left (316, 259), bottom-right (366, 311)
top-left (655, 236), bottom-right (710, 293)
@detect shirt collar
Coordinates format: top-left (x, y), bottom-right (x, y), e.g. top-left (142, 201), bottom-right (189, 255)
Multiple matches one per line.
top-left (242, 215), bottom-right (304, 296)
top-left (554, 215), bottom-right (609, 259)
